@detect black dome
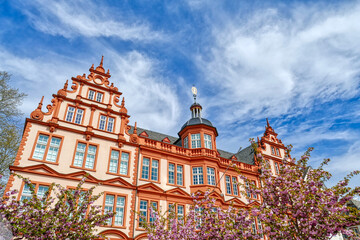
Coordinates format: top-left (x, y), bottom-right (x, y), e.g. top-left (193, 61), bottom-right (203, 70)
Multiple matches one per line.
top-left (180, 117), bottom-right (214, 132)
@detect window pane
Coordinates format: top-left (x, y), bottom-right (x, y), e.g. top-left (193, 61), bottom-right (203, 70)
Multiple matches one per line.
top-left (119, 152), bottom-right (129, 175)
top-left (177, 165), bottom-right (183, 185)
top-left (21, 184), bottom-right (32, 201)
top-left (99, 115), bottom-right (106, 130)
top-left (225, 176), bottom-right (231, 195)
top-left (177, 205), bottom-right (184, 222)
top-left (151, 160), bottom-right (159, 181)
top-left (107, 117), bottom-right (114, 132)
top-left (65, 106), bottom-right (75, 122)
top-left (168, 163), bottom-right (175, 184)
top-left (85, 145), bottom-right (97, 169)
top-left (141, 158), bottom-right (150, 179)
top-left (74, 143), bottom-right (86, 167)
top-left (105, 195), bottom-right (114, 225)
top-left (88, 90), bottom-right (95, 100)
top-left (109, 150), bottom-right (119, 173)
top-left (207, 167), bottom-right (216, 185)
top-left (232, 177), bottom-right (238, 195)
top-left (150, 202), bottom-right (157, 223)
top-left (204, 134), bottom-right (212, 149)
top-left (114, 196), bottom-right (125, 226)
top-left (183, 136), bottom-right (188, 148)
top-left (74, 109), bottom-right (83, 124)
top-left (37, 185), bottom-right (49, 199)
top-left (193, 167), bottom-right (203, 185)
top-left (191, 134), bottom-right (201, 148)
top-left (33, 134), bottom-right (49, 160)
top-left (96, 92), bottom-right (103, 102)
top-left (46, 137), bottom-right (61, 162)
top-left (139, 200), bottom-right (147, 227)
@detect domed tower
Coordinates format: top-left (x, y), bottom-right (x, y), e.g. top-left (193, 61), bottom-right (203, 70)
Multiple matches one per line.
top-left (178, 87), bottom-right (218, 150)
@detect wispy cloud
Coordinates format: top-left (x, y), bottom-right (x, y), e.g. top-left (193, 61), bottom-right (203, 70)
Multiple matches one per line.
top-left (196, 2), bottom-right (360, 124)
top-left (0, 48), bottom-right (181, 132)
top-left (15, 0), bottom-right (166, 41)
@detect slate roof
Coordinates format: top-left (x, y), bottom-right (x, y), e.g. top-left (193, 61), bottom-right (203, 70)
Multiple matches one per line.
top-left (234, 145), bottom-right (255, 165)
top-left (128, 125), bottom-right (255, 165)
top-left (179, 117), bottom-right (215, 133)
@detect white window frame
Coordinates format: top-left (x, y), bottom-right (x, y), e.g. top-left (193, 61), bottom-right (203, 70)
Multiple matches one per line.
top-left (204, 134), bottom-right (212, 149)
top-left (192, 167), bottom-right (204, 185)
top-left (207, 167), bottom-right (216, 185)
top-left (191, 133), bottom-right (201, 148)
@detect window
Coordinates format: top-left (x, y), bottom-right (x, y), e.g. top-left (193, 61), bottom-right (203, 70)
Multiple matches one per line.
top-left (88, 89), bottom-right (104, 102)
top-left (177, 165), bottom-right (183, 185)
top-left (251, 180), bottom-right (258, 199)
top-left (177, 205), bottom-right (184, 223)
top-left (191, 133), bottom-right (201, 148)
top-left (183, 136), bottom-right (188, 148)
top-left (232, 177), bottom-right (238, 195)
top-left (225, 176), bottom-right (232, 195)
top-left (257, 217), bottom-right (263, 237)
top-left (65, 106), bottom-right (84, 124)
top-left (169, 163), bottom-right (175, 184)
top-left (20, 183), bottom-right (50, 201)
top-left (168, 203), bottom-right (185, 223)
top-left (192, 167), bottom-right (204, 185)
top-left (168, 163), bottom-right (184, 186)
top-left (96, 92), bottom-right (103, 102)
top-left (204, 134), bottom-right (212, 149)
top-left (108, 149), bottom-right (130, 175)
top-left (225, 175), bottom-right (238, 196)
top-left (271, 146), bottom-right (276, 155)
top-left (104, 194), bottom-right (125, 226)
top-left (32, 133), bottom-right (62, 163)
top-left (72, 142), bottom-right (98, 170)
top-left (245, 181), bottom-right (252, 198)
top-left (149, 202), bottom-right (158, 223)
top-left (98, 115), bottom-right (115, 132)
top-left (139, 200), bottom-right (158, 227)
top-left (141, 157), bottom-right (159, 182)
top-left (276, 148), bottom-right (280, 156)
top-left (207, 167), bottom-right (216, 185)
top-left (275, 162), bottom-right (280, 175)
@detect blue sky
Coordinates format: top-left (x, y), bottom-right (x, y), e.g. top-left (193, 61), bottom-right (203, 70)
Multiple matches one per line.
top-left (0, 0), bottom-right (359, 188)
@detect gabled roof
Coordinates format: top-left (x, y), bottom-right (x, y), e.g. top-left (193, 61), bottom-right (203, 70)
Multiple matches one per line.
top-left (128, 125), bottom-right (256, 165)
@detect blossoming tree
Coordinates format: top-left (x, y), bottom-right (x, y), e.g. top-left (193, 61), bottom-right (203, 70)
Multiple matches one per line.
top-left (0, 174), bottom-right (113, 239)
top-left (144, 141), bottom-right (360, 240)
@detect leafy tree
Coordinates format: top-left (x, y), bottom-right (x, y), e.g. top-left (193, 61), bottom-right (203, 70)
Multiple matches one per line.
top-left (0, 71), bottom-right (26, 175)
top-left (144, 141), bottom-right (360, 240)
top-left (0, 174), bottom-right (114, 239)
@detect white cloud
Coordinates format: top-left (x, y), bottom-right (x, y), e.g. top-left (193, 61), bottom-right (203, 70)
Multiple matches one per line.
top-left (15, 0), bottom-right (165, 41)
top-left (0, 48), bottom-right (181, 133)
top-left (197, 2), bottom-right (360, 124)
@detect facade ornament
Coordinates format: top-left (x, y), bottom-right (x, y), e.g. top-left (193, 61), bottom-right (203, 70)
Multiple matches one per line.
top-left (130, 122), bottom-right (138, 143)
top-left (30, 96), bottom-right (45, 121)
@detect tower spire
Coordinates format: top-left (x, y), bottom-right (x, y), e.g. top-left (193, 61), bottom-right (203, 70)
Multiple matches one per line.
top-left (100, 55), bottom-right (104, 67)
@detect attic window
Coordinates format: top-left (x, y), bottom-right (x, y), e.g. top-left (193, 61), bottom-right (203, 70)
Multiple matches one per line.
top-left (140, 131), bottom-right (149, 137)
top-left (162, 137), bottom-right (171, 143)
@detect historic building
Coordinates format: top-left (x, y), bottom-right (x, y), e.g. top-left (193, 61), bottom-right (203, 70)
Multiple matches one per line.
top-left (5, 58), bottom-right (287, 240)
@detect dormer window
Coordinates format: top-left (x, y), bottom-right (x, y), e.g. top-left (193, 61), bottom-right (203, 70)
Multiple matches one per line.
top-left (183, 136), bottom-right (188, 148)
top-left (191, 134), bottom-right (201, 148)
top-left (204, 134), bottom-right (212, 149)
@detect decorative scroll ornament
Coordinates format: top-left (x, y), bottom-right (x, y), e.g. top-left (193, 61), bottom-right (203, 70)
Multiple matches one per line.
top-left (57, 80), bottom-right (68, 96)
top-left (30, 96), bottom-right (45, 121)
top-left (130, 122), bottom-right (138, 143)
top-left (30, 96), bottom-right (58, 121)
